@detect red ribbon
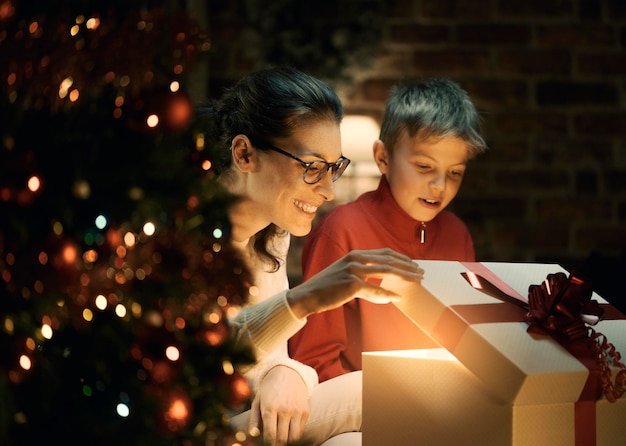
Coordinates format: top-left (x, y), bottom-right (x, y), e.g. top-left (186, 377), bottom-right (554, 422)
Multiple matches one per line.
top-left (459, 263), bottom-right (626, 446)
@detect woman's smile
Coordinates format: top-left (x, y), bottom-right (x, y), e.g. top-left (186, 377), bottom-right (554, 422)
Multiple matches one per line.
top-left (294, 199), bottom-right (319, 216)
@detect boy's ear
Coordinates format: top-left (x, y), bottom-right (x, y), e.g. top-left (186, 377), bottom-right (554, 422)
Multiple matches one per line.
top-left (372, 139), bottom-right (389, 175)
top-left (231, 134), bottom-right (257, 173)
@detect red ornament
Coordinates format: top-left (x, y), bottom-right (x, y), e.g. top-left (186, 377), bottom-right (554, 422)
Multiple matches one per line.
top-left (148, 385), bottom-right (193, 434)
top-left (163, 91), bottom-right (193, 132)
top-left (0, 0), bottom-right (16, 22)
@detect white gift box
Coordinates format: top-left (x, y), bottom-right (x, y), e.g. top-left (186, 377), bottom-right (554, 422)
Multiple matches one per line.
top-left (362, 261), bottom-right (626, 445)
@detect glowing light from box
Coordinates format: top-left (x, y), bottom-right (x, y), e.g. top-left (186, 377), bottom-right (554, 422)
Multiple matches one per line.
top-left (464, 271), bottom-right (482, 289)
top-left (375, 348), bottom-right (458, 361)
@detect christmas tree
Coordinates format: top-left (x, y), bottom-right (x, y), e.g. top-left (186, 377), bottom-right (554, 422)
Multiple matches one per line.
top-left (1, 1), bottom-right (256, 444)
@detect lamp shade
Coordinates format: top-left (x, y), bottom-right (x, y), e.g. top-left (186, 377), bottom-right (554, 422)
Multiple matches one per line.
top-left (340, 115), bottom-right (380, 163)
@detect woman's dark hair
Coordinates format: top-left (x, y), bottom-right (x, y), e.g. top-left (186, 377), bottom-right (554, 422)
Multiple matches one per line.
top-left (205, 66), bottom-right (343, 271)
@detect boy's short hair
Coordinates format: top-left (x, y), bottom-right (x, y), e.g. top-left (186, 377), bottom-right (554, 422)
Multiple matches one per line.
top-left (379, 77), bottom-right (487, 158)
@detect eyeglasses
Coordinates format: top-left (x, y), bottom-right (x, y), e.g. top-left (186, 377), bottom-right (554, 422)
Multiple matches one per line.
top-left (264, 143), bottom-right (351, 184)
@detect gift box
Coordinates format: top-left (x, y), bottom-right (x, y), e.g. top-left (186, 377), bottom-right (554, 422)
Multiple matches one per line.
top-left (362, 261), bottom-right (626, 446)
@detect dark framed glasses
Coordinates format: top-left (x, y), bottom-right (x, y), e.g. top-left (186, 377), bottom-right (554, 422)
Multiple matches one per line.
top-left (264, 143), bottom-right (351, 184)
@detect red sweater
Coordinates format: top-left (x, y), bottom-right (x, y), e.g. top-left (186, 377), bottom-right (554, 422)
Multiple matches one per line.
top-left (288, 176), bottom-right (475, 382)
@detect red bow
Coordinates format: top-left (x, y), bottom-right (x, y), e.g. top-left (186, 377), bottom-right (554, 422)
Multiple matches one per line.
top-left (526, 272), bottom-right (625, 402)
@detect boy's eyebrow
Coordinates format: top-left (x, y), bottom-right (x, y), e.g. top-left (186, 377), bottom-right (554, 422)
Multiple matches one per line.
top-left (413, 152), bottom-right (469, 166)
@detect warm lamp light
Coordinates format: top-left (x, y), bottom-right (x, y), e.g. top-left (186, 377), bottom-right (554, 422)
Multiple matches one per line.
top-left (340, 115), bottom-right (380, 163)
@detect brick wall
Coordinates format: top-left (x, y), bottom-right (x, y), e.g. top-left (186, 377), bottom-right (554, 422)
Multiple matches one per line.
top-left (201, 0), bottom-right (626, 297)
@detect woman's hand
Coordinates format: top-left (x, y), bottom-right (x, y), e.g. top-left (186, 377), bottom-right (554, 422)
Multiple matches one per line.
top-left (287, 248), bottom-right (424, 318)
top-left (248, 365), bottom-right (310, 445)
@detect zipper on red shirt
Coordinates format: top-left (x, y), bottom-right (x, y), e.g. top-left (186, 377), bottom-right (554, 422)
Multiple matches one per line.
top-left (419, 222), bottom-right (426, 244)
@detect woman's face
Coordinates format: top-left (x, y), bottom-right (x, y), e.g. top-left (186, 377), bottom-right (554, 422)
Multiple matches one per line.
top-left (249, 120), bottom-right (343, 236)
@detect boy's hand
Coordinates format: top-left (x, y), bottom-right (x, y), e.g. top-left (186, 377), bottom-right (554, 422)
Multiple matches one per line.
top-left (287, 248), bottom-right (424, 318)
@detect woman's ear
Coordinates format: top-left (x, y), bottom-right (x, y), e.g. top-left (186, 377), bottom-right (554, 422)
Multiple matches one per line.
top-left (372, 139), bottom-right (389, 175)
top-left (231, 134), bottom-right (256, 173)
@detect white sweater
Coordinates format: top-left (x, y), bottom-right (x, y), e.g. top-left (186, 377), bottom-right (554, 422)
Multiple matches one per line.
top-left (228, 233), bottom-right (318, 396)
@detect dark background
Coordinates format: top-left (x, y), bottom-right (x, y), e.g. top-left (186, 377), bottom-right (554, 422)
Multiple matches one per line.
top-left (191, 0), bottom-right (626, 308)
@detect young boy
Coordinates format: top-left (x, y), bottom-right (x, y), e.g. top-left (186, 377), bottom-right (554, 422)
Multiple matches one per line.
top-left (289, 77), bottom-right (488, 383)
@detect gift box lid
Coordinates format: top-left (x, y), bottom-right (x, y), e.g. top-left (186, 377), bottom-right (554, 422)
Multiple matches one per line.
top-left (384, 260), bottom-right (626, 405)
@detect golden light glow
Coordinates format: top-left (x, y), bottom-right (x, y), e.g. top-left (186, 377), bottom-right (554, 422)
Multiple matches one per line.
top-left (165, 346), bottom-right (180, 361)
top-left (116, 246), bottom-right (127, 258)
top-left (195, 134), bottom-right (205, 151)
top-left (202, 160), bottom-right (212, 171)
top-left (59, 77), bottom-right (74, 98)
top-left (207, 312), bottom-right (220, 324)
top-left (52, 221), bottom-right (63, 235)
top-left (4, 317), bottom-right (14, 334)
top-left (166, 398), bottom-right (189, 421)
top-left (62, 244), bottom-right (78, 264)
top-left (115, 304), bottom-right (127, 318)
top-left (222, 360), bottom-right (234, 375)
top-left (38, 251), bottom-right (48, 265)
top-left (123, 232), bottom-right (136, 247)
top-left (25, 338), bottom-right (36, 350)
top-left (19, 355), bottom-right (32, 370)
top-left (27, 176), bottom-right (40, 192)
top-left (61, 245), bottom-right (78, 264)
top-left (72, 180), bottom-right (91, 199)
top-left (41, 324), bottom-right (53, 339)
top-left (131, 302), bottom-right (142, 317)
top-left (86, 17), bottom-right (100, 30)
top-left (83, 308), bottom-right (94, 321)
top-left (147, 114), bottom-right (159, 128)
top-left (143, 222), bottom-right (156, 236)
top-left (169, 80), bottom-right (180, 92)
top-left (95, 294), bottom-right (107, 310)
top-left (83, 249), bottom-right (98, 263)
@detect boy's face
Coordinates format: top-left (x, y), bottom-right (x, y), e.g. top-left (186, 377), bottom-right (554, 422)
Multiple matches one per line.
top-left (374, 131), bottom-right (469, 223)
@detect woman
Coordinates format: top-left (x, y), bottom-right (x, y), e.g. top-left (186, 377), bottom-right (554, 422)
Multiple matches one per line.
top-left (208, 66), bottom-right (423, 445)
